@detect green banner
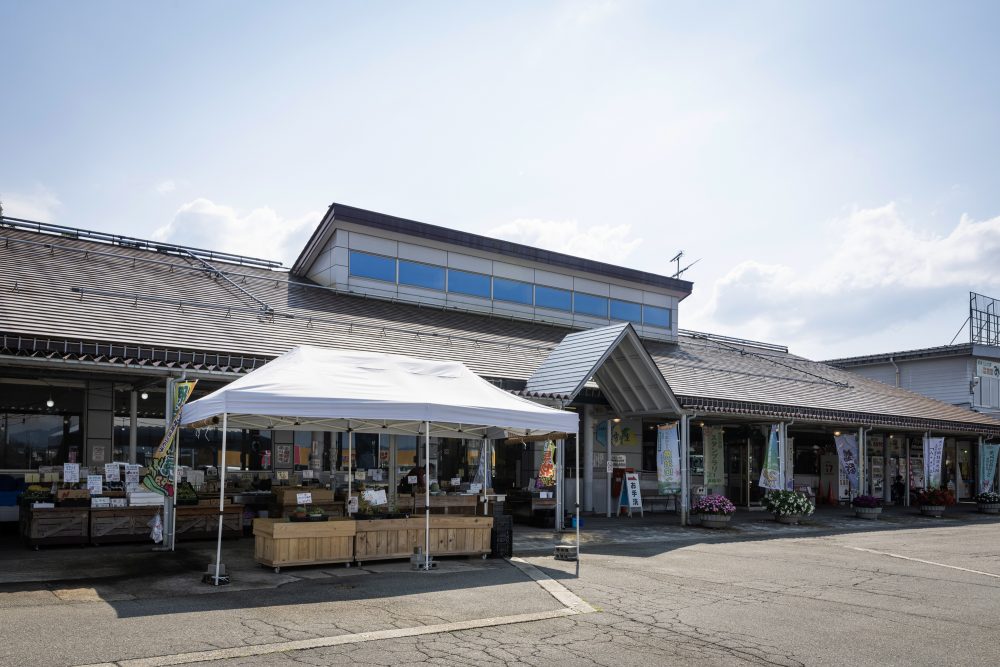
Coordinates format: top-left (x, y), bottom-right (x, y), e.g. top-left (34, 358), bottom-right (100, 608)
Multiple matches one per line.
top-left (141, 380), bottom-right (197, 496)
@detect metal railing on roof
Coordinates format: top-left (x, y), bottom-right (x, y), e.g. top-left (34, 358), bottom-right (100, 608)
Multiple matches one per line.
top-left (678, 329), bottom-right (788, 353)
top-left (0, 215), bottom-right (283, 269)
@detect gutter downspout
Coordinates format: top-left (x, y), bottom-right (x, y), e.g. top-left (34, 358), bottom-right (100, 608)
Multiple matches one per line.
top-left (889, 356), bottom-right (900, 387)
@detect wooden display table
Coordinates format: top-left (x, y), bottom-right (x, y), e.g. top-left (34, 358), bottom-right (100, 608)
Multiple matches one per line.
top-left (355, 516), bottom-right (493, 563)
top-left (175, 504), bottom-right (243, 541)
top-left (90, 507), bottom-right (161, 544)
top-left (21, 506), bottom-right (90, 548)
top-left (397, 494), bottom-right (479, 515)
top-left (253, 518), bottom-right (356, 572)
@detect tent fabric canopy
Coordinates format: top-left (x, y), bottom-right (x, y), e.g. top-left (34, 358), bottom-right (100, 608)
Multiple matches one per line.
top-left (180, 345), bottom-right (578, 435)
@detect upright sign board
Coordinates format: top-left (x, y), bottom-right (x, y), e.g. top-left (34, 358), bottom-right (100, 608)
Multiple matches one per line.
top-left (618, 472), bottom-right (643, 517)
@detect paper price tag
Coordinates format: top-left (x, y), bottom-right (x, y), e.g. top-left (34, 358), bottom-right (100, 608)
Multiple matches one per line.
top-left (276, 471), bottom-right (289, 481)
top-left (470, 483), bottom-right (482, 493)
top-left (302, 470), bottom-right (315, 479)
top-left (354, 470), bottom-right (366, 481)
top-left (451, 477), bottom-right (461, 486)
top-left (63, 463), bottom-right (80, 483)
top-left (407, 475), bottom-right (418, 484)
top-left (86, 475), bottom-right (103, 496)
top-left (104, 464), bottom-right (120, 482)
top-left (296, 492), bottom-right (312, 505)
top-left (25, 473), bottom-right (40, 483)
top-left (606, 460), bottom-right (613, 474)
top-left (43, 472), bottom-right (59, 482)
top-left (347, 496), bottom-right (359, 513)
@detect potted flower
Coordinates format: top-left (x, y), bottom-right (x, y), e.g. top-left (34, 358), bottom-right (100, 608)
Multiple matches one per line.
top-left (692, 494), bottom-right (736, 528)
top-left (974, 491), bottom-right (1000, 514)
top-left (763, 490), bottom-right (815, 525)
top-left (915, 488), bottom-right (956, 517)
top-left (851, 495), bottom-right (883, 520)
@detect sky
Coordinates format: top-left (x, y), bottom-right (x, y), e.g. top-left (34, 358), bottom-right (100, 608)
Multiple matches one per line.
top-left (3, 0), bottom-right (1000, 360)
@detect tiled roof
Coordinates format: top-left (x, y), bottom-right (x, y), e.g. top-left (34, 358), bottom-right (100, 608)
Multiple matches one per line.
top-left (2, 222), bottom-right (999, 435)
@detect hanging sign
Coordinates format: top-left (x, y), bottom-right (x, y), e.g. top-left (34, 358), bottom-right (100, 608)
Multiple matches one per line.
top-left (86, 475), bottom-right (103, 496)
top-left (63, 463), bottom-right (80, 483)
top-left (703, 426), bottom-right (725, 488)
top-left (104, 463), bottom-right (120, 482)
top-left (656, 423), bottom-right (681, 494)
top-left (296, 492), bottom-right (313, 505)
top-left (536, 441), bottom-right (556, 488)
top-left (142, 380), bottom-right (197, 497)
top-left (760, 425), bottom-right (783, 491)
top-left (363, 489), bottom-right (388, 506)
top-left (980, 443), bottom-right (1000, 493)
top-left (834, 433), bottom-right (859, 492)
top-left (347, 496), bottom-right (359, 513)
top-left (923, 436), bottom-right (945, 488)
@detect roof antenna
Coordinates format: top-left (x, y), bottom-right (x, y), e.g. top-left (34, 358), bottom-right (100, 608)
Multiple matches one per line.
top-left (670, 251), bottom-right (701, 279)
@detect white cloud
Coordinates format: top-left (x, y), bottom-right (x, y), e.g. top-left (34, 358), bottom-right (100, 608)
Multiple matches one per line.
top-left (488, 218), bottom-right (642, 263)
top-left (1, 185), bottom-right (61, 221)
top-left (153, 198), bottom-right (322, 266)
top-left (691, 203), bottom-right (1000, 352)
top-left (154, 180), bottom-right (177, 194)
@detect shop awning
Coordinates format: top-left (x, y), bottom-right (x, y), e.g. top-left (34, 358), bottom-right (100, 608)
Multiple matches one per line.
top-left (525, 322), bottom-right (682, 417)
top-left (180, 345), bottom-right (578, 437)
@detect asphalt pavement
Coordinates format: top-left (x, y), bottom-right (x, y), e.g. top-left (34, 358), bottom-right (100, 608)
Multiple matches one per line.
top-left (1, 514), bottom-right (999, 666)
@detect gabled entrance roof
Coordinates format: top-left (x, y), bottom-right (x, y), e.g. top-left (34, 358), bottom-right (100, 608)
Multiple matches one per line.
top-left (525, 323), bottom-right (682, 417)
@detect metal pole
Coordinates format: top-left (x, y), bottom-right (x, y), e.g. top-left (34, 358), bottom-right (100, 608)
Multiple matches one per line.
top-left (605, 419), bottom-right (612, 518)
top-left (163, 379), bottom-right (175, 551)
top-left (170, 373), bottom-right (186, 552)
top-left (575, 426), bottom-right (581, 565)
top-left (213, 413), bottom-right (227, 585)
top-left (424, 421), bottom-right (430, 570)
top-left (583, 406), bottom-right (594, 513)
top-left (347, 428), bottom-right (353, 513)
top-left (128, 389), bottom-right (138, 464)
top-left (555, 438), bottom-right (564, 531)
top-left (905, 435), bottom-right (911, 507)
top-left (680, 415), bottom-right (689, 526)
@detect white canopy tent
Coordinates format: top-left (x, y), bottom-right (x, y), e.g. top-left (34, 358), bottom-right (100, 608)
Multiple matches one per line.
top-left (180, 346), bottom-right (580, 582)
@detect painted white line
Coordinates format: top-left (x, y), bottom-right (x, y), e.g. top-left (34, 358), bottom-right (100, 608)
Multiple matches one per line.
top-left (508, 557), bottom-right (596, 614)
top-left (847, 547), bottom-right (1000, 579)
top-left (76, 560), bottom-right (595, 667)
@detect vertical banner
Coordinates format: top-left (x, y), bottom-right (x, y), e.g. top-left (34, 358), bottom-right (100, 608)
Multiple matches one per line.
top-left (536, 440), bottom-right (556, 488)
top-left (834, 434), bottom-right (859, 492)
top-left (703, 426), bottom-right (725, 488)
top-left (979, 443), bottom-right (999, 493)
top-left (656, 423), bottom-right (681, 494)
top-left (923, 436), bottom-right (944, 489)
top-left (142, 380), bottom-right (197, 496)
top-left (759, 425), bottom-right (782, 490)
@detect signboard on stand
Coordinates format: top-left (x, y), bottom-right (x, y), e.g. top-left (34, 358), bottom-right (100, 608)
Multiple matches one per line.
top-left (618, 471), bottom-right (643, 517)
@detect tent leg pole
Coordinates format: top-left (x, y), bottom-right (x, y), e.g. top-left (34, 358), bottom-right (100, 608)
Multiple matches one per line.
top-left (575, 427), bottom-right (581, 570)
top-left (425, 421), bottom-right (430, 571)
top-left (347, 428), bottom-right (353, 515)
top-left (214, 413), bottom-right (227, 585)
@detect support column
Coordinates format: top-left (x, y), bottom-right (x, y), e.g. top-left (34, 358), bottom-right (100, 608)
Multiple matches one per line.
top-left (978, 435), bottom-right (985, 494)
top-left (129, 389), bottom-right (138, 464)
top-left (857, 427), bottom-right (866, 497)
top-left (777, 422), bottom-right (787, 491)
top-left (583, 406), bottom-right (594, 513)
top-left (605, 419), bottom-right (612, 518)
top-left (680, 414), bottom-right (690, 526)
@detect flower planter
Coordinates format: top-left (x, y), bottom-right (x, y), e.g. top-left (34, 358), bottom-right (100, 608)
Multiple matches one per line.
top-left (854, 507), bottom-right (882, 520)
top-left (977, 503), bottom-right (1000, 514)
top-left (699, 514), bottom-right (732, 529)
top-left (920, 505), bottom-right (945, 518)
top-left (775, 513), bottom-right (802, 525)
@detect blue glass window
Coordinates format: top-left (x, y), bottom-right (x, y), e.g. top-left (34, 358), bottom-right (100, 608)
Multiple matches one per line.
top-left (349, 250), bottom-right (395, 282)
top-left (535, 285), bottom-right (572, 311)
top-left (574, 292), bottom-right (608, 318)
top-left (643, 305), bottom-right (671, 328)
top-left (493, 278), bottom-right (533, 305)
top-left (398, 260), bottom-right (445, 290)
top-left (448, 269), bottom-right (491, 298)
top-left (610, 299), bottom-right (642, 324)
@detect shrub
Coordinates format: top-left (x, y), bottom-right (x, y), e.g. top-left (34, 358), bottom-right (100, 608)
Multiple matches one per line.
top-left (763, 490), bottom-right (815, 517)
top-left (915, 488), bottom-right (956, 507)
top-left (851, 495), bottom-right (883, 509)
top-left (974, 491), bottom-right (1000, 504)
top-left (692, 494), bottom-right (736, 516)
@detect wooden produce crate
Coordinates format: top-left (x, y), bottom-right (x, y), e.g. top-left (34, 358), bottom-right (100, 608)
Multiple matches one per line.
top-left (272, 487), bottom-right (334, 506)
top-left (175, 505), bottom-right (243, 541)
top-left (275, 501), bottom-right (345, 519)
top-left (397, 494), bottom-right (479, 515)
top-left (354, 518), bottom-right (426, 563)
top-left (23, 507), bottom-right (90, 547)
top-left (253, 518), bottom-right (356, 572)
top-left (90, 507), bottom-right (161, 544)
top-left (427, 516), bottom-right (493, 557)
